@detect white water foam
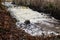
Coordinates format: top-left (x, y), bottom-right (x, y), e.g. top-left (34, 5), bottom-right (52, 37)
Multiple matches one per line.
top-left (3, 2), bottom-right (59, 36)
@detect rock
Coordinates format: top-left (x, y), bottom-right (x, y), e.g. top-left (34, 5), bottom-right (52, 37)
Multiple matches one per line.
top-left (24, 20), bottom-right (30, 25)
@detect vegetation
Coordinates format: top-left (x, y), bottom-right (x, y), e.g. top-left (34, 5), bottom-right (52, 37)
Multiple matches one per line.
top-left (42, 3), bottom-right (60, 20)
top-left (0, 0), bottom-right (1, 2)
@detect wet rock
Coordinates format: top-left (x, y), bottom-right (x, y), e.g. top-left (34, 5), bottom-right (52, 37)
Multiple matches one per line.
top-left (24, 20), bottom-right (30, 25)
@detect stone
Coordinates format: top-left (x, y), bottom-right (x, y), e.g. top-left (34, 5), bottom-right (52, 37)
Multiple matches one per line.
top-left (24, 20), bottom-right (30, 25)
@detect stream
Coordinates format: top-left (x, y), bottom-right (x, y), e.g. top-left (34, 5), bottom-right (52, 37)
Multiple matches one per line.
top-left (2, 2), bottom-right (60, 36)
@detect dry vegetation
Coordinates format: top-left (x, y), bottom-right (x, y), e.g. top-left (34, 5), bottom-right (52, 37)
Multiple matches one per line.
top-left (12, 0), bottom-right (60, 7)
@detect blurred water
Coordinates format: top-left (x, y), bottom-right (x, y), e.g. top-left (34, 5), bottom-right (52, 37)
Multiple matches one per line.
top-left (3, 2), bottom-right (60, 36)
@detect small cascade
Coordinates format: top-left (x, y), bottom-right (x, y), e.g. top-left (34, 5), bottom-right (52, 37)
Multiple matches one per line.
top-left (3, 2), bottom-right (60, 36)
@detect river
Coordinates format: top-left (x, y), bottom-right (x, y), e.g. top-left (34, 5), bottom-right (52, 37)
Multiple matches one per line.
top-left (2, 2), bottom-right (60, 36)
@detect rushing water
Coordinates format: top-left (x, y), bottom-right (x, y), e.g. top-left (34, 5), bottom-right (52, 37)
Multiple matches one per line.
top-left (2, 2), bottom-right (60, 36)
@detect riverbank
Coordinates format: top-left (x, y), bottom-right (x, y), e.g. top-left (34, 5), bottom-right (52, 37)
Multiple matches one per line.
top-left (28, 3), bottom-right (60, 20)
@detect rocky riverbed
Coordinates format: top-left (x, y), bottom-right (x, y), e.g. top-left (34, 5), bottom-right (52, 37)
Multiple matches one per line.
top-left (0, 2), bottom-right (60, 40)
